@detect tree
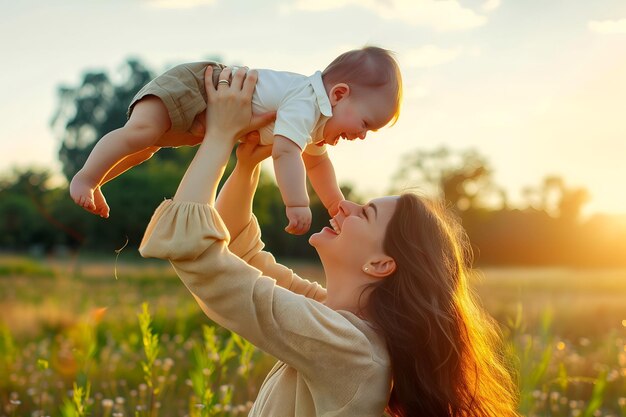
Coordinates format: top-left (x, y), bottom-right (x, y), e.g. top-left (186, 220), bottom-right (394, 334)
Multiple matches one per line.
top-left (521, 175), bottom-right (589, 223)
top-left (390, 146), bottom-right (506, 211)
top-left (51, 59), bottom-right (154, 182)
top-left (0, 168), bottom-right (65, 249)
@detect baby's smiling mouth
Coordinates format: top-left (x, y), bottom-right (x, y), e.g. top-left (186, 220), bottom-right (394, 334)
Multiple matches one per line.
top-left (329, 133), bottom-right (346, 145)
top-left (321, 132), bottom-right (348, 146)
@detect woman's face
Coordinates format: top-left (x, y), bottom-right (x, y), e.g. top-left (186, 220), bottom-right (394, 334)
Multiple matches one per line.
top-left (310, 196), bottom-right (399, 266)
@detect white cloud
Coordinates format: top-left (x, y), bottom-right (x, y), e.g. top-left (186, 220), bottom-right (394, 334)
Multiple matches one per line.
top-left (482, 0), bottom-right (501, 12)
top-left (403, 45), bottom-right (461, 68)
top-left (145, 0), bottom-right (217, 9)
top-left (291, 0), bottom-right (351, 12)
top-left (404, 82), bottom-right (431, 99)
top-left (477, 109), bottom-right (518, 129)
top-left (289, 0), bottom-right (487, 32)
top-left (588, 18), bottom-right (626, 34)
top-left (401, 45), bottom-right (480, 68)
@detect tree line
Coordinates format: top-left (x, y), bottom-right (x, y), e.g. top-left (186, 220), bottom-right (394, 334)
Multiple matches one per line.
top-left (1, 59), bottom-right (624, 266)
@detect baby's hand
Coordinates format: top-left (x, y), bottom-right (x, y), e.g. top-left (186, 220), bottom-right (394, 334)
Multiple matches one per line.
top-left (285, 206), bottom-right (312, 235)
top-left (327, 199), bottom-right (343, 218)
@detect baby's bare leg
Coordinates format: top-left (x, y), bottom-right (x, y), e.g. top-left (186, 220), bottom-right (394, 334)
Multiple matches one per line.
top-left (87, 146), bottom-right (160, 219)
top-left (70, 96), bottom-right (170, 215)
top-left (100, 146), bottom-right (161, 186)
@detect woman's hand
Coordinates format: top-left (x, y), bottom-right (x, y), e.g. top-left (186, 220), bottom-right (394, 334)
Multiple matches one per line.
top-left (216, 132), bottom-right (272, 238)
top-left (235, 133), bottom-right (273, 171)
top-left (173, 67), bottom-right (273, 204)
top-left (204, 67), bottom-right (275, 143)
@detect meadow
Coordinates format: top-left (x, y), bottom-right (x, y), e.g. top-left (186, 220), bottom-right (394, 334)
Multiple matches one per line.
top-left (1, 253), bottom-right (626, 417)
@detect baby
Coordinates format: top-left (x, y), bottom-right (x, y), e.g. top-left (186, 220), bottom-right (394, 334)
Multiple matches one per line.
top-left (70, 46), bottom-right (402, 234)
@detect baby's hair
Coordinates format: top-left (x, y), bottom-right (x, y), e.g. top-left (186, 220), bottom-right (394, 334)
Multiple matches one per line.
top-left (322, 46), bottom-right (403, 125)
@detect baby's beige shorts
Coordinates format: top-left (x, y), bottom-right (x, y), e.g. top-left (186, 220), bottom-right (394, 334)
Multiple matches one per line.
top-left (127, 61), bottom-right (225, 132)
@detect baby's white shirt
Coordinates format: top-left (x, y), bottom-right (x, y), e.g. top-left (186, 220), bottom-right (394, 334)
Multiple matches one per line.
top-left (251, 70), bottom-right (333, 156)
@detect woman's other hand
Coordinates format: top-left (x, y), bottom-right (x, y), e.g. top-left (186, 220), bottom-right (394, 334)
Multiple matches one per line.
top-left (236, 133), bottom-right (273, 171)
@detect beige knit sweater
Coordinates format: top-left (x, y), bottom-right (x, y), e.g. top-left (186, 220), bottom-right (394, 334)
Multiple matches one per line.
top-left (139, 200), bottom-right (391, 417)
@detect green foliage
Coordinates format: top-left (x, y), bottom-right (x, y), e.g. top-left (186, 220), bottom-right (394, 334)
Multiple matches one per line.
top-left (56, 309), bottom-right (100, 417)
top-left (514, 309), bottom-right (555, 414)
top-left (582, 370), bottom-right (607, 417)
top-left (390, 146), bottom-right (501, 211)
top-left (137, 302), bottom-right (162, 417)
top-left (188, 325), bottom-right (256, 416)
top-left (0, 168), bottom-right (54, 250)
top-left (506, 304), bottom-right (616, 417)
top-left (0, 323), bottom-right (16, 382)
top-left (37, 358), bottom-right (49, 371)
top-left (52, 59), bottom-right (154, 182)
top-left (138, 303), bottom-right (160, 389)
top-left (232, 333), bottom-right (255, 380)
top-left (0, 257), bottom-right (54, 277)
top-left (60, 382), bottom-right (91, 417)
top-left (3, 261), bottom-right (626, 416)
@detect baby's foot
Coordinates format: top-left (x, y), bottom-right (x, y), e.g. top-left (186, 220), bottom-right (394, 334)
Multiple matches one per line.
top-left (93, 186), bottom-right (110, 218)
top-left (70, 173), bottom-right (98, 214)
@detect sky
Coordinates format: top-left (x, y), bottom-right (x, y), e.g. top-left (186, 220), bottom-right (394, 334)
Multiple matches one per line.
top-left (1, 0), bottom-right (625, 215)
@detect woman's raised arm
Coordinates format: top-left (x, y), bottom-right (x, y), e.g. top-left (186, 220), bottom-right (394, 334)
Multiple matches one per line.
top-left (216, 136), bottom-right (272, 239)
top-left (217, 138), bottom-right (327, 301)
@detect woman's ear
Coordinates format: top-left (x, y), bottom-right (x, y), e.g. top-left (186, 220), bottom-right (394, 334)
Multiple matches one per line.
top-left (362, 256), bottom-right (396, 278)
top-left (329, 83), bottom-right (350, 106)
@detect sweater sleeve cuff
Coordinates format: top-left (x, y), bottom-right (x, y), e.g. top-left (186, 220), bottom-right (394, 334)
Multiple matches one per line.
top-left (228, 215), bottom-right (265, 263)
top-left (139, 199), bottom-right (230, 261)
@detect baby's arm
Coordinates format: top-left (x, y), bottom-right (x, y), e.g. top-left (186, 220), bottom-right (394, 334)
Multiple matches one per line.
top-left (303, 152), bottom-right (345, 216)
top-left (272, 135), bottom-right (311, 235)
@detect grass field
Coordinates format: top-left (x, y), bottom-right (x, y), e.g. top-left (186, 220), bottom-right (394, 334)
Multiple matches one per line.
top-left (1, 253), bottom-right (626, 416)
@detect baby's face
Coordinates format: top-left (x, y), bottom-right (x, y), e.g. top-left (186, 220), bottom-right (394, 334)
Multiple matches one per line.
top-left (321, 90), bottom-right (396, 146)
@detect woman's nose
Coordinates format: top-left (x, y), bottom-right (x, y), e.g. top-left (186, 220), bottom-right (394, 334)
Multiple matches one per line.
top-left (338, 200), bottom-right (360, 216)
top-left (338, 200), bottom-right (349, 215)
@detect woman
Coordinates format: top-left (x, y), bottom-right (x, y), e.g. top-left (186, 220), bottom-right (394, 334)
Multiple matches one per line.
top-left (140, 67), bottom-right (519, 416)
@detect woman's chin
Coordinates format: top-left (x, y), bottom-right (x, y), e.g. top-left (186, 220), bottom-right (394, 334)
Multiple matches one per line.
top-left (308, 232), bottom-right (322, 247)
top-left (308, 227), bottom-right (336, 247)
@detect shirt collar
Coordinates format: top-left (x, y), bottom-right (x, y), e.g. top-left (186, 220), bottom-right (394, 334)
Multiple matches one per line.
top-left (309, 71), bottom-right (333, 117)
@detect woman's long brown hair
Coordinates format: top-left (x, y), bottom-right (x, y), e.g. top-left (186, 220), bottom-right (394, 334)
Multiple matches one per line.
top-left (365, 194), bottom-right (519, 417)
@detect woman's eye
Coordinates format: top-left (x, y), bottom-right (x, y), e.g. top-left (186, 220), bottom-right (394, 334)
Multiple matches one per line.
top-left (362, 207), bottom-right (368, 220)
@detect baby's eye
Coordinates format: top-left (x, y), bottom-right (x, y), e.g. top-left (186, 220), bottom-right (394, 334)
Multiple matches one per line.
top-left (361, 207), bottom-right (368, 220)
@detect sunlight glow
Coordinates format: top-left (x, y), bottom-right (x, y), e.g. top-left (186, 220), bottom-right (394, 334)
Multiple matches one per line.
top-left (403, 45), bottom-right (463, 68)
top-left (290, 0), bottom-right (487, 31)
top-left (588, 18), bottom-right (626, 34)
top-left (482, 0), bottom-right (501, 12)
top-left (145, 0), bottom-right (217, 9)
